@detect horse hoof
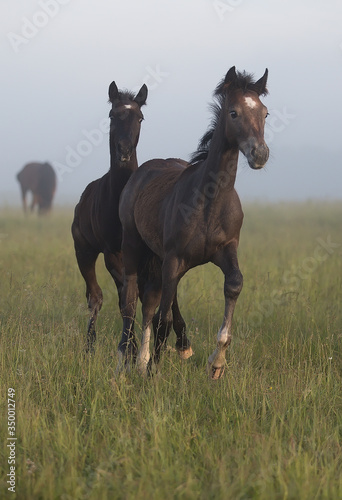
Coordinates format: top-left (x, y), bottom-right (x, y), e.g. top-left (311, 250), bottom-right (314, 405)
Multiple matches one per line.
top-left (136, 357), bottom-right (149, 377)
top-left (207, 363), bottom-right (225, 380)
top-left (115, 350), bottom-right (126, 375)
top-left (86, 330), bottom-right (96, 354)
top-left (85, 345), bottom-right (95, 355)
top-left (177, 346), bottom-right (194, 360)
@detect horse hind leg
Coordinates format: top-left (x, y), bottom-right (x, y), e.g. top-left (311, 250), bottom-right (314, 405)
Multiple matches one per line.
top-left (83, 260), bottom-right (103, 353)
top-left (143, 255), bottom-right (192, 364)
top-left (139, 287), bottom-right (192, 375)
top-left (72, 232), bottom-right (102, 353)
top-left (20, 187), bottom-right (28, 213)
top-left (137, 283), bottom-right (162, 376)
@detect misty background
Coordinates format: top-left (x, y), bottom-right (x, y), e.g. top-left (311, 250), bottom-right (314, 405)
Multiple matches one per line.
top-left (1, 0), bottom-right (342, 207)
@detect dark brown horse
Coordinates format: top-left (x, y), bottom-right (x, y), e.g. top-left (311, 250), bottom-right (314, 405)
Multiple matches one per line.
top-left (119, 67), bottom-right (269, 378)
top-left (71, 82), bottom-right (148, 352)
top-left (17, 162), bottom-right (56, 214)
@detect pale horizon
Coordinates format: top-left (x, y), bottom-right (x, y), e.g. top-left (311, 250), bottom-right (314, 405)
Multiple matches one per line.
top-left (1, 0), bottom-right (342, 207)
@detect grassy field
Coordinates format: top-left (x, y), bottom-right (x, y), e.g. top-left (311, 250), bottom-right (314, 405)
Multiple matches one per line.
top-left (0, 202), bottom-right (341, 499)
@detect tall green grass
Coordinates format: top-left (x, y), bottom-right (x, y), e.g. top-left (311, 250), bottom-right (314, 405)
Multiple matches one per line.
top-left (0, 203), bottom-right (341, 499)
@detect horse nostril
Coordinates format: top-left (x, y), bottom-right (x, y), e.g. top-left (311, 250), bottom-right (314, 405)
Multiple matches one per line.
top-left (247, 143), bottom-right (269, 169)
top-left (117, 142), bottom-right (132, 161)
top-left (252, 144), bottom-right (269, 162)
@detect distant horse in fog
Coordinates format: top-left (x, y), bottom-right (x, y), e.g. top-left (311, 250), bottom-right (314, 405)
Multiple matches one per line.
top-left (17, 162), bottom-right (57, 214)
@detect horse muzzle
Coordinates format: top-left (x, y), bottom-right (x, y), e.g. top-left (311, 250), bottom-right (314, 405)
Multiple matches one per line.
top-left (117, 144), bottom-right (133, 163)
top-left (243, 142), bottom-right (269, 170)
top-left (119, 153), bottom-right (132, 163)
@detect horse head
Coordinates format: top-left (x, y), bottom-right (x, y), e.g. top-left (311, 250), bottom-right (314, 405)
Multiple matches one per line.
top-left (108, 82), bottom-right (148, 164)
top-left (220, 66), bottom-right (269, 170)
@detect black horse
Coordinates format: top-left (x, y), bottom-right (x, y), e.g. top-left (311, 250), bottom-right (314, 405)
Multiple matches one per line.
top-left (72, 82), bottom-right (191, 357)
top-left (119, 67), bottom-right (269, 378)
top-left (71, 82), bottom-right (148, 351)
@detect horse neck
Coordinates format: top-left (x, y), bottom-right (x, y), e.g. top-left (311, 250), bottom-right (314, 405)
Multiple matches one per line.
top-left (109, 136), bottom-right (138, 194)
top-left (198, 111), bottom-right (239, 193)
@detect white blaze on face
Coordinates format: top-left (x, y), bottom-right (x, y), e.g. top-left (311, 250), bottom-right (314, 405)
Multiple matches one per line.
top-left (244, 96), bottom-right (257, 109)
top-left (123, 104), bottom-right (133, 109)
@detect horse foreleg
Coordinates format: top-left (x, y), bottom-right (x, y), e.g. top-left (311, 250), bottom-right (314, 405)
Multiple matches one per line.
top-left (105, 250), bottom-right (138, 368)
top-left (172, 293), bottom-right (193, 360)
top-left (30, 193), bottom-right (38, 212)
top-left (104, 251), bottom-right (124, 307)
top-left (118, 273), bottom-right (139, 372)
top-left (20, 188), bottom-right (28, 213)
top-left (208, 243), bottom-right (243, 380)
top-left (83, 261), bottom-right (103, 353)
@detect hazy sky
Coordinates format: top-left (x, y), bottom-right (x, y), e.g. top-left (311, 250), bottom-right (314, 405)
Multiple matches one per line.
top-left (1, 0), bottom-right (342, 206)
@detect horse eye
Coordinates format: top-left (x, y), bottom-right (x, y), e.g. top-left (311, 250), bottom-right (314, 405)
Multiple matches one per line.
top-left (138, 118), bottom-right (143, 123)
top-left (229, 111), bottom-right (238, 119)
top-left (265, 112), bottom-right (270, 119)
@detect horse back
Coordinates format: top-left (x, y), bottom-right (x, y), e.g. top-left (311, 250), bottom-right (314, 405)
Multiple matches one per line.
top-left (120, 159), bottom-right (186, 257)
top-left (17, 162), bottom-right (42, 191)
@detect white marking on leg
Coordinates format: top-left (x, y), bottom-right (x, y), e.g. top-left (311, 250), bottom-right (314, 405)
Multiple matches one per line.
top-left (244, 96), bottom-right (257, 109)
top-left (116, 350), bottom-right (125, 375)
top-left (217, 325), bottom-right (230, 346)
top-left (207, 324), bottom-right (231, 379)
top-left (137, 325), bottom-right (151, 376)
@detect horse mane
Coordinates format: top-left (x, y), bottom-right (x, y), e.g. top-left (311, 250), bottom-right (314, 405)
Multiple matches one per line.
top-left (190, 71), bottom-right (268, 165)
top-left (117, 89), bottom-right (136, 102)
top-left (108, 89), bottom-right (136, 105)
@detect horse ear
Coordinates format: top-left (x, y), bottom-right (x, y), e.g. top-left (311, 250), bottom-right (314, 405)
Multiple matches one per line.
top-left (254, 69), bottom-right (268, 95)
top-left (215, 66), bottom-right (237, 95)
top-left (108, 81), bottom-right (119, 102)
top-left (224, 66), bottom-right (237, 85)
top-left (134, 84), bottom-right (148, 107)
